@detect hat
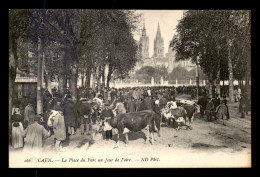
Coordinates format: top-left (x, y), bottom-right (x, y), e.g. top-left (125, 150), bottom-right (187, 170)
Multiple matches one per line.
top-left (79, 98), bottom-right (87, 101)
top-left (34, 115), bottom-right (42, 121)
top-left (53, 106), bottom-right (63, 112)
top-left (66, 94), bottom-right (72, 99)
top-left (14, 108), bottom-right (20, 114)
top-left (56, 98), bottom-right (62, 102)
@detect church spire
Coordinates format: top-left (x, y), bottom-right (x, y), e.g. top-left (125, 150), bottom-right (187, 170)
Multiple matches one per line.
top-left (156, 22), bottom-right (161, 38)
top-left (142, 23), bottom-right (146, 36)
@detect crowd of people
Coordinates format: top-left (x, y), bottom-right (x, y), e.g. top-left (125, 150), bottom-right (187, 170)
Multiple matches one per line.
top-left (10, 85), bottom-right (250, 152)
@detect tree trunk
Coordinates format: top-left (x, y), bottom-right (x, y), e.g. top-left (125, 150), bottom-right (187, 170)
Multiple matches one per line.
top-left (85, 69), bottom-right (91, 88)
top-left (70, 72), bottom-right (77, 102)
top-left (216, 46), bottom-right (221, 96)
top-left (209, 81), bottom-right (213, 98)
top-left (106, 73), bottom-right (111, 89)
top-left (106, 62), bottom-right (115, 89)
top-left (81, 76), bottom-right (84, 88)
top-left (227, 39), bottom-right (234, 103)
top-left (216, 69), bottom-right (220, 95)
top-left (37, 36), bottom-right (44, 114)
top-left (97, 76), bottom-right (101, 92)
top-left (64, 74), bottom-right (68, 89)
top-left (92, 69), bottom-right (96, 92)
top-left (70, 49), bottom-right (78, 102)
top-left (58, 76), bottom-right (65, 95)
top-left (96, 66), bottom-right (101, 92)
top-left (9, 42), bottom-right (17, 145)
top-left (102, 70), bottom-right (105, 89)
top-left (45, 73), bottom-right (52, 93)
top-left (58, 43), bottom-right (67, 95)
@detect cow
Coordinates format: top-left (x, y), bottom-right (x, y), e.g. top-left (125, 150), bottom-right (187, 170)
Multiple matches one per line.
top-left (179, 103), bottom-right (200, 129)
top-left (161, 101), bottom-right (200, 130)
top-left (106, 110), bottom-right (161, 148)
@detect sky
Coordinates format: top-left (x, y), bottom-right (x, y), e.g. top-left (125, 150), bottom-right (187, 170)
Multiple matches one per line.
top-left (133, 10), bottom-right (184, 58)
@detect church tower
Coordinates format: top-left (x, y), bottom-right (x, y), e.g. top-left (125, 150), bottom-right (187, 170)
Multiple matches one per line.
top-left (154, 22), bottom-right (164, 58)
top-left (139, 23), bottom-right (149, 59)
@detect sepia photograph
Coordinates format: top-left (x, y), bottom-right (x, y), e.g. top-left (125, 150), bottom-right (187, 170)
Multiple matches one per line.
top-left (9, 9), bottom-right (251, 168)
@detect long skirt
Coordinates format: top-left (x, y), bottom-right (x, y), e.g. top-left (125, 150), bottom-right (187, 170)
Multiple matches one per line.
top-left (12, 125), bottom-right (24, 149)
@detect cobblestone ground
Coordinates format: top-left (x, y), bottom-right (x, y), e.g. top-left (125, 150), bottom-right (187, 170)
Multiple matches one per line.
top-left (9, 94), bottom-right (251, 168)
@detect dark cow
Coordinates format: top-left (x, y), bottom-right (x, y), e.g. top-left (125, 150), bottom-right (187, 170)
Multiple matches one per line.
top-left (107, 110), bottom-right (161, 147)
top-left (181, 103), bottom-right (199, 128)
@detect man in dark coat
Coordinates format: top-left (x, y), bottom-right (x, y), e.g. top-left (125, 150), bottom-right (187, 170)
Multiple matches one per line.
top-left (127, 96), bottom-right (136, 113)
top-left (159, 94), bottom-right (168, 109)
top-left (63, 95), bottom-right (76, 135)
top-left (77, 98), bottom-right (92, 135)
top-left (221, 97), bottom-right (230, 119)
top-left (52, 98), bottom-right (64, 112)
top-left (144, 95), bottom-right (153, 110)
top-left (24, 101), bottom-right (36, 128)
top-left (198, 94), bottom-right (208, 118)
top-left (137, 97), bottom-right (148, 112)
top-left (205, 97), bottom-right (215, 121)
top-left (239, 93), bottom-right (248, 118)
top-left (44, 99), bottom-right (53, 114)
top-left (212, 94), bottom-right (221, 111)
top-left (100, 102), bottom-right (114, 140)
top-left (151, 88), bottom-right (156, 98)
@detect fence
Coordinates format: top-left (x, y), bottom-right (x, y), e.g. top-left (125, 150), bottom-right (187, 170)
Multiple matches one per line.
top-left (111, 79), bottom-right (207, 88)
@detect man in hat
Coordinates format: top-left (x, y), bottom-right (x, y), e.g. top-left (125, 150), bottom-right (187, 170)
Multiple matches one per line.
top-left (77, 98), bottom-right (92, 135)
top-left (51, 107), bottom-right (66, 151)
top-left (198, 93), bottom-right (208, 118)
top-left (205, 96), bottom-right (215, 122)
top-left (127, 96), bottom-right (136, 113)
top-left (23, 115), bottom-right (50, 152)
top-left (221, 96), bottom-right (230, 119)
top-left (159, 93), bottom-right (168, 110)
top-left (52, 97), bottom-right (64, 112)
top-left (212, 94), bottom-right (221, 111)
top-left (100, 101), bottom-right (114, 141)
top-left (44, 98), bottom-right (53, 114)
top-left (63, 94), bottom-right (76, 136)
top-left (239, 92), bottom-right (248, 118)
top-left (144, 94), bottom-right (153, 111)
top-left (114, 98), bottom-right (126, 115)
top-left (136, 96), bottom-right (148, 112)
top-left (52, 87), bottom-right (58, 98)
top-left (24, 101), bottom-right (36, 129)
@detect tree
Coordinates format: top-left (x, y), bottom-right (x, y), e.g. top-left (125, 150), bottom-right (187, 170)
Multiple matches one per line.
top-left (171, 10), bottom-right (250, 102)
top-left (77, 10), bottom-right (141, 90)
top-left (169, 66), bottom-right (189, 80)
top-left (134, 66), bottom-right (164, 83)
top-left (9, 9), bottom-right (30, 143)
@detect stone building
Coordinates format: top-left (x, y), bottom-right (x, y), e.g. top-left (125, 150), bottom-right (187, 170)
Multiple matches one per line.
top-left (136, 22), bottom-right (195, 73)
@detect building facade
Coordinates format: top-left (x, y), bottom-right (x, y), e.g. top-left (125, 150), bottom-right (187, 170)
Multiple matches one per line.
top-left (136, 22), bottom-right (195, 73)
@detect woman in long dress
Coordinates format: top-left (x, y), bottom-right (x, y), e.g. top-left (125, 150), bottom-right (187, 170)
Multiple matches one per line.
top-left (11, 108), bottom-right (24, 149)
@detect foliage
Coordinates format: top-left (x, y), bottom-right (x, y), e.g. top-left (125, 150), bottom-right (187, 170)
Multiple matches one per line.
top-left (170, 10), bottom-right (250, 82)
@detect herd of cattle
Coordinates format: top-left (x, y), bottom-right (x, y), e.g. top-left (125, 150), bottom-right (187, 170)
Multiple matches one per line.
top-left (42, 98), bottom-right (201, 148)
